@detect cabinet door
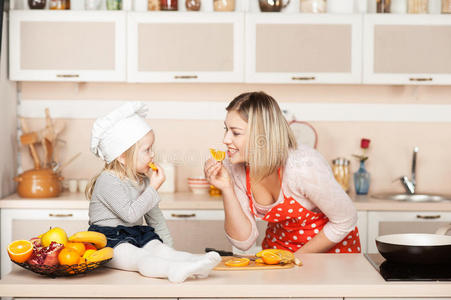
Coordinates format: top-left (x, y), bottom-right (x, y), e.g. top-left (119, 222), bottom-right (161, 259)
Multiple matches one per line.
top-left (127, 12), bottom-right (244, 83)
top-left (1, 208), bottom-right (89, 277)
top-left (245, 13), bottom-right (362, 84)
top-left (367, 211), bottom-right (451, 253)
top-left (162, 210), bottom-right (229, 254)
top-left (9, 11), bottom-right (126, 82)
top-left (363, 14), bottom-right (451, 85)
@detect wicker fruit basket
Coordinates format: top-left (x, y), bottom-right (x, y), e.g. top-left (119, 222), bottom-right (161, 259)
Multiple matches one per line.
top-left (12, 259), bottom-right (111, 277)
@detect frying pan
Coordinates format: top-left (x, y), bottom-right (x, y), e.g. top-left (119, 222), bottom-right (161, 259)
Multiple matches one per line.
top-left (375, 225), bottom-right (451, 264)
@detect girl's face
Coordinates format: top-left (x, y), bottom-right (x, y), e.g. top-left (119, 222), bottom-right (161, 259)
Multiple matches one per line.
top-left (135, 130), bottom-right (155, 174)
top-left (223, 110), bottom-right (248, 164)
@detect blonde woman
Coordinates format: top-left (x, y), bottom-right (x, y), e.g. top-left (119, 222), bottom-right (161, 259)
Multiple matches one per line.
top-left (204, 92), bottom-right (361, 254)
top-left (87, 102), bottom-right (220, 283)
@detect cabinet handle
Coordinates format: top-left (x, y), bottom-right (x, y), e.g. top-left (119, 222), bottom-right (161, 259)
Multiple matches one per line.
top-left (416, 214), bottom-right (441, 220)
top-left (174, 75), bottom-right (198, 79)
top-left (292, 76), bottom-right (316, 81)
top-left (409, 77), bottom-right (433, 82)
top-left (49, 213), bottom-right (73, 217)
top-left (171, 213), bottom-right (196, 218)
top-left (56, 74), bottom-right (80, 78)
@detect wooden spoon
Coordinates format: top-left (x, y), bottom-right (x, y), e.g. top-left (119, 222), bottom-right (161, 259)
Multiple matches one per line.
top-left (19, 118), bottom-right (41, 170)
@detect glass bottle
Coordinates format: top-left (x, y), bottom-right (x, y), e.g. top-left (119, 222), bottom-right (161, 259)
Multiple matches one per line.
top-left (376, 0), bottom-right (391, 12)
top-left (213, 0), bottom-right (235, 11)
top-left (106, 0), bottom-right (121, 9)
top-left (49, 0), bottom-right (66, 9)
top-left (28, 0), bottom-right (46, 9)
top-left (160, 0), bottom-right (178, 10)
top-left (442, 0), bottom-right (451, 13)
top-left (300, 0), bottom-right (327, 13)
top-left (354, 161), bottom-right (370, 195)
top-left (186, 0), bottom-right (201, 10)
top-left (407, 0), bottom-right (428, 13)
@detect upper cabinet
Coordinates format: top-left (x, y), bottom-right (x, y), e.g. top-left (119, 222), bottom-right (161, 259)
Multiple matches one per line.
top-left (363, 14), bottom-right (451, 85)
top-left (9, 11), bottom-right (127, 82)
top-left (127, 12), bottom-right (244, 83)
top-left (245, 13), bottom-right (363, 84)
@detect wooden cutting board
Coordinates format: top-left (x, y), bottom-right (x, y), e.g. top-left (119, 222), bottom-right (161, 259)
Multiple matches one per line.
top-left (214, 256), bottom-right (295, 271)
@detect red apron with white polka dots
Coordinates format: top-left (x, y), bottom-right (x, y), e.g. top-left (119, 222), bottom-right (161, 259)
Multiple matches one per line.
top-left (246, 168), bottom-right (361, 253)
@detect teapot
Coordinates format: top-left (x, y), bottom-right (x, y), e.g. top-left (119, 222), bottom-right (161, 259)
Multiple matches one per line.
top-left (259, 0), bottom-right (291, 12)
top-left (14, 168), bottom-right (63, 198)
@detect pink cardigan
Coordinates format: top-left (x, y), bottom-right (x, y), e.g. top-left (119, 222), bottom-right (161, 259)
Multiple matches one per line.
top-left (223, 144), bottom-right (358, 251)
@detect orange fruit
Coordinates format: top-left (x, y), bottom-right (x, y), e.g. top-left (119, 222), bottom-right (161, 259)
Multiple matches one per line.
top-left (255, 258), bottom-right (264, 264)
top-left (256, 249), bottom-right (294, 264)
top-left (7, 240), bottom-right (33, 263)
top-left (224, 257), bottom-right (250, 267)
top-left (148, 162), bottom-right (158, 171)
top-left (209, 148), bottom-right (225, 162)
top-left (65, 242), bottom-right (86, 256)
top-left (261, 252), bottom-right (282, 265)
top-left (58, 248), bottom-right (80, 266)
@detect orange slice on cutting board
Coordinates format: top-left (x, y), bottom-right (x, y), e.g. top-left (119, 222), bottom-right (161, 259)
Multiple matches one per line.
top-left (224, 257), bottom-right (250, 267)
top-left (209, 148), bottom-right (226, 162)
top-left (7, 240), bottom-right (33, 263)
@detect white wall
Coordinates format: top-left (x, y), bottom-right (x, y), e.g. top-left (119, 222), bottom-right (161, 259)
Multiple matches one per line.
top-left (0, 11), bottom-right (17, 198)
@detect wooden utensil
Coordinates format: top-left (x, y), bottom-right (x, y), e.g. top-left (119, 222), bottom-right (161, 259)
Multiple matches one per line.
top-left (214, 256), bottom-right (294, 271)
top-left (20, 118), bottom-right (41, 170)
top-left (53, 152), bottom-right (81, 172)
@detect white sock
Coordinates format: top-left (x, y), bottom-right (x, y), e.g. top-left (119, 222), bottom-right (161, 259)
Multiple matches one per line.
top-left (108, 243), bottom-right (149, 271)
top-left (143, 240), bottom-right (219, 262)
top-left (138, 255), bottom-right (217, 283)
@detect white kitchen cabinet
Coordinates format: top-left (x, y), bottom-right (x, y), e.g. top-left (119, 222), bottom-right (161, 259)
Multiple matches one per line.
top-left (0, 208), bottom-right (90, 277)
top-left (245, 13), bottom-right (362, 84)
top-left (9, 11), bottom-right (126, 82)
top-left (127, 12), bottom-right (244, 83)
top-left (363, 14), bottom-right (451, 85)
top-left (367, 211), bottom-right (451, 253)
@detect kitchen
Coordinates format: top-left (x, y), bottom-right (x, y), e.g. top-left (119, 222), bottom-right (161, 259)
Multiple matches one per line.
top-left (1, 0), bottom-right (451, 297)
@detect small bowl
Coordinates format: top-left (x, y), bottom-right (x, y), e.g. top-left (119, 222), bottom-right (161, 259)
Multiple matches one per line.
top-left (189, 185), bottom-right (210, 194)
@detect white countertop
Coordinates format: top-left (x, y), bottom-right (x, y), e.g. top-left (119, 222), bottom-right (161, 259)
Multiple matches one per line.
top-left (2, 192), bottom-right (451, 211)
top-left (0, 254), bottom-right (450, 298)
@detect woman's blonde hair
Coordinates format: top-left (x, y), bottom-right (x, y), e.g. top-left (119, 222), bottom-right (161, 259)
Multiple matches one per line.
top-left (226, 91), bottom-right (297, 182)
top-left (85, 142), bottom-right (146, 200)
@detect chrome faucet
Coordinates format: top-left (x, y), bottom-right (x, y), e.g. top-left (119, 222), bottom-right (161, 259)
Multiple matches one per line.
top-left (399, 147), bottom-right (418, 194)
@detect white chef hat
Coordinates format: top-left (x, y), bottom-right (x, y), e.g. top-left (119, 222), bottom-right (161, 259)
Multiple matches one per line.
top-left (90, 102), bottom-right (152, 164)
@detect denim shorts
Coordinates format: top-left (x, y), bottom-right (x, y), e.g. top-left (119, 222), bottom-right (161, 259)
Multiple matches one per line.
top-left (88, 224), bottom-right (162, 248)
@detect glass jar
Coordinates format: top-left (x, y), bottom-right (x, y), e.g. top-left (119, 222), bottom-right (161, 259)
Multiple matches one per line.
top-left (390, 0), bottom-right (406, 13)
top-left (186, 0), bottom-right (201, 10)
top-left (408, 0), bottom-right (428, 13)
top-left (160, 0), bottom-right (177, 10)
top-left (28, 0), bottom-right (46, 9)
top-left (300, 0), bottom-right (327, 12)
top-left (148, 0), bottom-right (160, 10)
top-left (107, 0), bottom-right (121, 9)
top-left (49, 0), bottom-right (66, 9)
top-left (332, 158), bottom-right (350, 193)
top-left (376, 0), bottom-right (391, 12)
top-left (443, 0), bottom-right (451, 13)
top-left (213, 0), bottom-right (235, 11)
top-left (85, 0), bottom-right (100, 9)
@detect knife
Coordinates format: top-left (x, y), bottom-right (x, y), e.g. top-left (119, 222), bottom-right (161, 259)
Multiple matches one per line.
top-left (205, 248), bottom-right (257, 261)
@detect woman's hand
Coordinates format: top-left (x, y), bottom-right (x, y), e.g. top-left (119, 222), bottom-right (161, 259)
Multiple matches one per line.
top-left (204, 158), bottom-right (233, 191)
top-left (149, 163), bottom-right (166, 190)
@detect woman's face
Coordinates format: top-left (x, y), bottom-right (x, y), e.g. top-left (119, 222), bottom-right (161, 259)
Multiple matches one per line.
top-left (223, 110), bottom-right (248, 164)
top-left (135, 130), bottom-right (155, 173)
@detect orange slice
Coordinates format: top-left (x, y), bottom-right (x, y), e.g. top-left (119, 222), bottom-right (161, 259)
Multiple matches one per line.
top-left (255, 258), bottom-right (264, 264)
top-left (209, 148), bottom-right (226, 162)
top-left (261, 251), bottom-right (282, 265)
top-left (7, 240), bottom-right (33, 263)
top-left (148, 162), bottom-right (158, 171)
top-left (224, 257), bottom-right (250, 267)
top-left (256, 248), bottom-right (294, 264)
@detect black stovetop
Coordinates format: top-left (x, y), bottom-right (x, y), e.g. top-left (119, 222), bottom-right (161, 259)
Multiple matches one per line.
top-left (365, 253), bottom-right (451, 281)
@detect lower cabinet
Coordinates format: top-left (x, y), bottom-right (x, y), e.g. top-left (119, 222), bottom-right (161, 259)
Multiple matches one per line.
top-left (367, 211), bottom-right (451, 253)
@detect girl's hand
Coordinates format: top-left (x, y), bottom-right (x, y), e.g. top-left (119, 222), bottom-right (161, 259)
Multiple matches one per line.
top-left (149, 163), bottom-right (166, 190)
top-left (204, 158), bottom-right (232, 191)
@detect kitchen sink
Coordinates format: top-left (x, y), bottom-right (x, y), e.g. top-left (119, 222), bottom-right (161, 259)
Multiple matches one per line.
top-left (371, 193), bottom-right (451, 202)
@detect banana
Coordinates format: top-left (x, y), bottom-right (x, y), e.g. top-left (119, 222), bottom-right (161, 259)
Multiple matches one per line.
top-left (69, 231), bottom-right (107, 249)
top-left (86, 247), bottom-right (114, 263)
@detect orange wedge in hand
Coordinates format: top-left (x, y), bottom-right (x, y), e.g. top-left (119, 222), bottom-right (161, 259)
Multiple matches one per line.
top-left (209, 148), bottom-right (226, 162)
top-left (148, 162), bottom-right (158, 171)
top-left (224, 257), bottom-right (250, 267)
top-left (7, 240), bottom-right (33, 263)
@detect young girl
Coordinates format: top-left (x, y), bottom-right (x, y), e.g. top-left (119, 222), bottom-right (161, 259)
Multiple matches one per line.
top-left (87, 102), bottom-right (220, 283)
top-left (204, 92), bottom-right (361, 254)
